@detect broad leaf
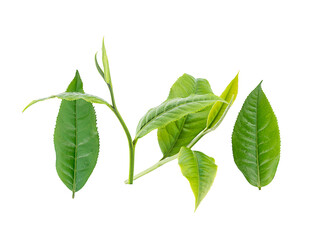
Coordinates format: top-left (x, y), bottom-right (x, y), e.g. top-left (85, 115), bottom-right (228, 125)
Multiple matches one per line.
top-left (157, 74), bottom-right (214, 158)
top-left (54, 71), bottom-right (99, 197)
top-left (206, 72), bottom-right (239, 130)
top-left (232, 82), bottom-right (280, 189)
top-left (23, 91), bottom-right (111, 112)
top-left (178, 147), bottom-right (217, 211)
top-left (135, 93), bottom-right (225, 140)
top-left (158, 74), bottom-right (212, 159)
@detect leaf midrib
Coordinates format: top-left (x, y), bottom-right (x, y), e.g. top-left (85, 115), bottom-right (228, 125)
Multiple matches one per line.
top-left (162, 116), bottom-right (187, 159)
top-left (255, 89), bottom-right (261, 189)
top-left (137, 98), bottom-right (215, 138)
top-left (193, 151), bottom-right (201, 208)
top-left (72, 100), bottom-right (78, 198)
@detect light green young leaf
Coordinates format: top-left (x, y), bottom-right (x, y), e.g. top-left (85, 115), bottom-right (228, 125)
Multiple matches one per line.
top-left (178, 147), bottom-right (217, 211)
top-left (206, 72), bottom-right (239, 129)
top-left (135, 94), bottom-right (225, 140)
top-left (102, 38), bottom-right (111, 85)
top-left (158, 74), bottom-right (214, 159)
top-left (232, 82), bottom-right (280, 189)
top-left (23, 91), bottom-right (111, 112)
top-left (95, 52), bottom-right (104, 79)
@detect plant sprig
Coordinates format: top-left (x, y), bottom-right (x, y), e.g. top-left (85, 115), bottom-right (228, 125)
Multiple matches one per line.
top-left (23, 38), bottom-right (281, 210)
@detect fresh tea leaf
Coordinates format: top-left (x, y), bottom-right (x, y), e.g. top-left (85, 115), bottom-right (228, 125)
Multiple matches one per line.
top-left (23, 91), bottom-right (111, 112)
top-left (135, 94), bottom-right (225, 140)
top-left (178, 147), bottom-right (217, 211)
top-left (206, 72), bottom-right (238, 130)
top-left (158, 74), bottom-right (214, 158)
top-left (102, 38), bottom-right (111, 85)
top-left (232, 82), bottom-right (280, 189)
top-left (95, 52), bottom-right (104, 79)
top-left (54, 71), bottom-right (99, 198)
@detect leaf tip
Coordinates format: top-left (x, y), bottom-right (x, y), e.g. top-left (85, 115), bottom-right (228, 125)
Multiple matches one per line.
top-left (234, 71), bottom-right (240, 80)
top-left (22, 101), bottom-right (34, 112)
top-left (194, 206), bottom-right (198, 212)
top-left (76, 69), bottom-right (80, 78)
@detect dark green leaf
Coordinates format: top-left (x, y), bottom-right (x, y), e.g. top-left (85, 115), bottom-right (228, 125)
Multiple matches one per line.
top-left (157, 74), bottom-right (214, 158)
top-left (54, 71), bottom-right (100, 197)
top-left (135, 93), bottom-right (225, 140)
top-left (178, 147), bottom-right (217, 211)
top-left (232, 82), bottom-right (280, 189)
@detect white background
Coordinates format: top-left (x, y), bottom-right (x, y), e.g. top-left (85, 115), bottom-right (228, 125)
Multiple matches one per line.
top-left (1, 0), bottom-right (319, 239)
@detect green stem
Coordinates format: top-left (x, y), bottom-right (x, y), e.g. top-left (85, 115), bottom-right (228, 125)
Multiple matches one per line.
top-left (112, 108), bottom-right (135, 184)
top-left (96, 47), bottom-right (136, 184)
top-left (187, 128), bottom-right (208, 149)
top-left (107, 83), bottom-right (135, 184)
top-left (125, 128), bottom-right (209, 183)
top-left (124, 154), bottom-right (177, 183)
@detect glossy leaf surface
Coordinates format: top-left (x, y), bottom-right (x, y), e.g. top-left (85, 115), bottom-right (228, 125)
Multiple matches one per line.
top-left (206, 72), bottom-right (238, 130)
top-left (178, 147), bottom-right (217, 211)
top-left (157, 74), bottom-right (214, 159)
top-left (135, 93), bottom-right (224, 140)
top-left (54, 71), bottom-right (99, 197)
top-left (232, 82), bottom-right (280, 189)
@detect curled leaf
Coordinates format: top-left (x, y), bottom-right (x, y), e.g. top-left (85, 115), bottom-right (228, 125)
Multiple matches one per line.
top-left (102, 38), bottom-right (111, 85)
top-left (206, 72), bottom-right (239, 130)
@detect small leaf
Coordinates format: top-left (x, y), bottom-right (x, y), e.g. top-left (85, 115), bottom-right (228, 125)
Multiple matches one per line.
top-left (232, 82), bottom-right (280, 189)
top-left (53, 71), bottom-right (100, 198)
top-left (178, 147), bottom-right (217, 211)
top-left (158, 74), bottom-right (214, 158)
top-left (207, 72), bottom-right (239, 129)
top-left (23, 91), bottom-right (111, 112)
top-left (95, 52), bottom-right (104, 79)
top-left (135, 94), bottom-right (225, 140)
top-left (102, 38), bottom-right (111, 84)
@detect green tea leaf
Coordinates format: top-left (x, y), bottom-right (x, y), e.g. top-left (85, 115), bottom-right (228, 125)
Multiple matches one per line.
top-left (95, 52), bottom-right (104, 79)
top-left (54, 71), bottom-right (99, 198)
top-left (23, 91), bottom-right (111, 112)
top-left (206, 72), bottom-right (238, 130)
top-left (178, 147), bottom-right (217, 211)
top-left (232, 82), bottom-right (280, 189)
top-left (135, 93), bottom-right (225, 140)
top-left (102, 38), bottom-right (111, 85)
top-left (157, 74), bottom-right (214, 158)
